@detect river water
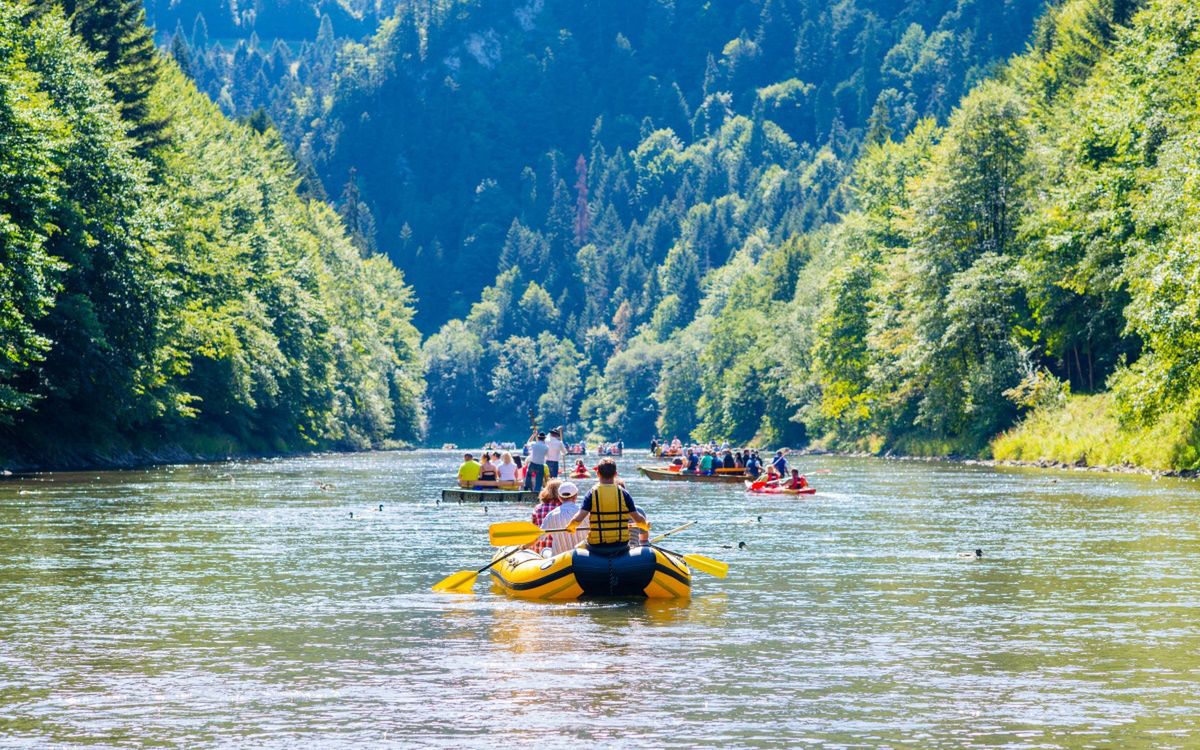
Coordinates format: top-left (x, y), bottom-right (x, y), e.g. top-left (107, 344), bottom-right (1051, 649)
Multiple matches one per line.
top-left (2, 450), bottom-right (1199, 748)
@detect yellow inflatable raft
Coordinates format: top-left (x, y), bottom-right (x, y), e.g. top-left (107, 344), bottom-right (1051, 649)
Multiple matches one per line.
top-left (489, 545), bottom-right (691, 600)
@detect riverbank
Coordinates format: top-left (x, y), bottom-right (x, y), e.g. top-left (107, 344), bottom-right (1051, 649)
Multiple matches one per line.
top-left (0, 436), bottom-right (417, 475)
top-left (796, 394), bottom-right (1200, 481)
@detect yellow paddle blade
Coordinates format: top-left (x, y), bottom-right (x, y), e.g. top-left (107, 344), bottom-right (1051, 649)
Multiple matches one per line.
top-left (683, 553), bottom-right (729, 579)
top-left (432, 570), bottom-right (479, 593)
top-left (488, 520), bottom-right (545, 546)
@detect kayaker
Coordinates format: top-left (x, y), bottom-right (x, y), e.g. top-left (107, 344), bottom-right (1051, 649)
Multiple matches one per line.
top-left (570, 459), bottom-right (590, 478)
top-left (545, 428), bottom-right (565, 478)
top-left (538, 481), bottom-right (588, 555)
top-left (530, 479), bottom-right (563, 553)
top-left (457, 454), bottom-right (481, 488)
top-left (565, 459), bottom-right (647, 554)
top-left (496, 452), bottom-right (519, 488)
top-left (524, 430), bottom-right (549, 493)
top-left (786, 468), bottom-right (808, 490)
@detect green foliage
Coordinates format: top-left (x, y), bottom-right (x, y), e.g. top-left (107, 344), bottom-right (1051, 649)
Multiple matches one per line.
top-left (0, 9), bottom-right (424, 463)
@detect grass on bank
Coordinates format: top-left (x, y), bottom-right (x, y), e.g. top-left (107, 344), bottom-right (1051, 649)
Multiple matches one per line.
top-left (990, 393), bottom-right (1200, 472)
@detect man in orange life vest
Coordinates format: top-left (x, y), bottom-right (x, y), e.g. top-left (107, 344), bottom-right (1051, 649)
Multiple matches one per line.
top-left (564, 458), bottom-right (647, 554)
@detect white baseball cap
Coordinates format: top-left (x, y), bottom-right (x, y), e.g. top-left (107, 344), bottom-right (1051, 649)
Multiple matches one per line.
top-left (559, 482), bottom-right (579, 498)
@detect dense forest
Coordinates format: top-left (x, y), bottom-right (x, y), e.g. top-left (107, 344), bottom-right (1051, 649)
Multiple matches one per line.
top-left (7, 0), bottom-right (1200, 471)
top-left (163, 0), bottom-right (1051, 443)
top-left (0, 0), bottom-right (424, 468)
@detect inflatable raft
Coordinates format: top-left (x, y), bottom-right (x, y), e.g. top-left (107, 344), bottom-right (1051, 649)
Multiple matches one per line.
top-left (743, 480), bottom-right (816, 495)
top-left (489, 545), bottom-right (691, 599)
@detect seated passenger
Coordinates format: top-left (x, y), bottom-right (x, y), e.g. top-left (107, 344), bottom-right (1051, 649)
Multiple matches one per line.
top-left (457, 453), bottom-right (481, 488)
top-left (686, 449), bottom-right (699, 474)
top-left (722, 451), bottom-right (736, 470)
top-left (699, 451), bottom-right (714, 475)
top-left (538, 481), bottom-right (588, 555)
top-left (496, 452), bottom-right (519, 488)
top-left (530, 479), bottom-right (563, 547)
top-left (479, 451), bottom-right (498, 484)
top-left (570, 459), bottom-right (590, 478)
top-left (564, 460), bottom-right (647, 555)
top-left (786, 468), bottom-right (808, 490)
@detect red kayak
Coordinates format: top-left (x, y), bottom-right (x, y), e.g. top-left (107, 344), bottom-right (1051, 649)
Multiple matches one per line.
top-left (744, 480), bottom-right (816, 496)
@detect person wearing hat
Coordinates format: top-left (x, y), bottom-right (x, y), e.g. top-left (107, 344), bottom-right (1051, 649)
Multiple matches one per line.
top-left (545, 428), bottom-right (565, 478)
top-left (536, 481), bottom-right (588, 555)
top-left (523, 429), bottom-right (549, 493)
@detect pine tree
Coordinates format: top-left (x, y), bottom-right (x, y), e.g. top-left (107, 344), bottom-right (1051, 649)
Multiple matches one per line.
top-left (32, 0), bottom-right (168, 151)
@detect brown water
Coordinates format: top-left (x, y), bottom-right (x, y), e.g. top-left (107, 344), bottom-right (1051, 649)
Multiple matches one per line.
top-left (2, 450), bottom-right (1199, 747)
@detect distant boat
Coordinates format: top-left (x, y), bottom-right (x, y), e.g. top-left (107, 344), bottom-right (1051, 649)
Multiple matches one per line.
top-left (441, 443), bottom-right (458, 450)
top-left (637, 466), bottom-right (748, 483)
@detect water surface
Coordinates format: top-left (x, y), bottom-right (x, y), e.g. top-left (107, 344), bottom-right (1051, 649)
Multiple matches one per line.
top-left (2, 451), bottom-right (1199, 747)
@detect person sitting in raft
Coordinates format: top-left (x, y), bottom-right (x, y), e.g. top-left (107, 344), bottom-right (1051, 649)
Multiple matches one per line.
top-left (786, 468), bottom-right (809, 490)
top-left (570, 459), bottom-right (590, 478)
top-left (564, 460), bottom-right (647, 555)
top-left (537, 481), bottom-right (588, 556)
top-left (457, 453), bottom-right (481, 488)
top-left (496, 452), bottom-right (519, 488)
top-left (722, 450), bottom-right (736, 470)
top-left (671, 436), bottom-right (682, 450)
top-left (530, 479), bottom-right (563, 550)
top-left (699, 450), bottom-right (715, 476)
top-left (685, 449), bottom-right (699, 474)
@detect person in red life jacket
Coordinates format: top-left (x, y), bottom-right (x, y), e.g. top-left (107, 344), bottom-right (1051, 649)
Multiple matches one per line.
top-left (564, 459), bottom-right (647, 554)
top-left (570, 459), bottom-right (590, 478)
top-left (786, 468), bottom-right (808, 490)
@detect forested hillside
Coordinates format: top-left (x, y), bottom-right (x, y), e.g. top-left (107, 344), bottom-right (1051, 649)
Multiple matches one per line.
top-left (0, 1), bottom-right (423, 468)
top-left (652, 0), bottom-right (1200, 470)
top-left (167, 0), bottom-right (1049, 442)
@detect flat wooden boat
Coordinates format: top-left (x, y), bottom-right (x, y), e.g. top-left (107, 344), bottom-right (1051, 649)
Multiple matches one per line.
top-left (637, 466), bottom-right (749, 483)
top-left (441, 487), bottom-right (539, 503)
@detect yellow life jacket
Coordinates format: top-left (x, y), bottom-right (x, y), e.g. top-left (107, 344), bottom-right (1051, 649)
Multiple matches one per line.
top-left (588, 483), bottom-right (630, 546)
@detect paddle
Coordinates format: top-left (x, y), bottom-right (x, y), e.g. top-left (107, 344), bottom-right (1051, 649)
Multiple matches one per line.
top-left (650, 520), bottom-right (696, 543)
top-left (489, 520), bottom-right (577, 546)
top-left (651, 545), bottom-right (729, 578)
top-left (431, 544), bottom-right (527, 593)
top-left (488, 519), bottom-right (697, 547)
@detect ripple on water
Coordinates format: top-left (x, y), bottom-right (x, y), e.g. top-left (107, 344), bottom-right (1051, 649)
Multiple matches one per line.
top-left (3, 451), bottom-right (1200, 747)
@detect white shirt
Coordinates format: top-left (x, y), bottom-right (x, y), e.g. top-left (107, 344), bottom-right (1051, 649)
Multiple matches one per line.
top-left (540, 500), bottom-right (588, 555)
top-left (545, 435), bottom-right (564, 462)
top-left (497, 462), bottom-right (518, 482)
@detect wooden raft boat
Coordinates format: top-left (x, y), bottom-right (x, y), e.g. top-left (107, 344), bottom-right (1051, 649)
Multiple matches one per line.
top-left (637, 466), bottom-right (749, 483)
top-left (441, 488), bottom-right (539, 503)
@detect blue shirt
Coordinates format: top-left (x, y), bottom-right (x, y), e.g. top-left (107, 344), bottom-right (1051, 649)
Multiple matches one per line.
top-left (528, 439), bottom-right (549, 463)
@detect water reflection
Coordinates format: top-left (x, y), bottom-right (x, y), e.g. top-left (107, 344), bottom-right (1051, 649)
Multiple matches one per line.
top-left (3, 452), bottom-right (1200, 747)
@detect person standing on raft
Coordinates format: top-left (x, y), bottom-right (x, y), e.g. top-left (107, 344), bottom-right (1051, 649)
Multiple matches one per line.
top-left (565, 459), bottom-right (647, 554)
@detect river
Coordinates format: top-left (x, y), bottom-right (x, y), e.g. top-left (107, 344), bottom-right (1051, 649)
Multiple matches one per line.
top-left (2, 450), bottom-right (1198, 748)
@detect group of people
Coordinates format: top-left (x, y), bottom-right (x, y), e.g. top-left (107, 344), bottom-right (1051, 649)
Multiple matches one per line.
top-left (527, 459), bottom-right (647, 556)
top-left (456, 450), bottom-right (528, 489)
top-left (458, 428), bottom-right (571, 492)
